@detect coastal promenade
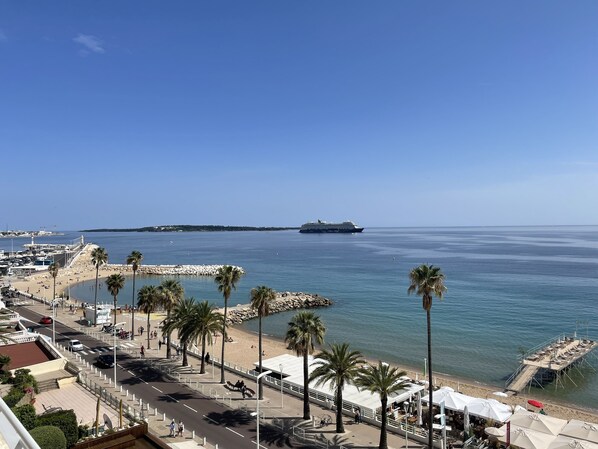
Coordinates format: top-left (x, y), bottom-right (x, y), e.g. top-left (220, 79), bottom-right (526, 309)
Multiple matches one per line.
top-left (19, 298), bottom-right (420, 449)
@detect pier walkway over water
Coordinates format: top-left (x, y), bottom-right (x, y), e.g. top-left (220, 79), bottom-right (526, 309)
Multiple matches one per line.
top-left (506, 334), bottom-right (598, 393)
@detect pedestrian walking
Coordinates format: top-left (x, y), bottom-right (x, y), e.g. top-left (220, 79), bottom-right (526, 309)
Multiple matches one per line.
top-left (169, 419), bottom-right (176, 437)
top-left (177, 420), bottom-right (184, 437)
top-left (140, 345), bottom-right (145, 357)
top-left (158, 340), bottom-right (162, 351)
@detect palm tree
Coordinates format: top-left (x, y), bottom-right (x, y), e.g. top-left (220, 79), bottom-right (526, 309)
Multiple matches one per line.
top-left (285, 311), bottom-right (326, 420)
top-left (408, 264), bottom-right (446, 449)
top-left (137, 285), bottom-right (160, 350)
top-left (214, 265), bottom-right (244, 384)
top-left (126, 251), bottom-right (143, 340)
top-left (162, 297), bottom-right (196, 366)
top-left (355, 362), bottom-right (410, 449)
top-left (250, 285), bottom-right (276, 399)
top-left (193, 301), bottom-right (222, 374)
top-left (91, 247), bottom-right (108, 326)
top-left (48, 262), bottom-right (60, 343)
top-left (158, 280), bottom-right (184, 359)
top-left (106, 274), bottom-right (125, 326)
top-left (309, 343), bottom-right (364, 433)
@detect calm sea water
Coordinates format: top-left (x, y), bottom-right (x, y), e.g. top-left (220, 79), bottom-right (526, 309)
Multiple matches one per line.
top-left (3, 227), bottom-right (598, 409)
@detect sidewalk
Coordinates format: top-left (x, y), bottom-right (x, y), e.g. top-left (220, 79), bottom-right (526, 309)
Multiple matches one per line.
top-left (24, 299), bottom-right (423, 449)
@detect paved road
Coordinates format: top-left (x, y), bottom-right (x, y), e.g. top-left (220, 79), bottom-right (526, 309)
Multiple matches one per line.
top-left (17, 303), bottom-right (302, 449)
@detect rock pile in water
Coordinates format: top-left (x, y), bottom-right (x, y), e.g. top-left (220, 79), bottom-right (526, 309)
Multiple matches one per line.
top-left (226, 292), bottom-right (333, 325)
top-left (107, 264), bottom-right (245, 276)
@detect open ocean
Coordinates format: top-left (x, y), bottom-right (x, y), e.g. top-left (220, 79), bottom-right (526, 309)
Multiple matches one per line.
top-left (3, 227), bottom-right (598, 410)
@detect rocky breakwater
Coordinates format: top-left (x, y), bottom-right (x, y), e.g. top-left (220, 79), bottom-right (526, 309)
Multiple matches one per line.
top-left (226, 292), bottom-right (333, 325)
top-left (106, 264), bottom-right (245, 276)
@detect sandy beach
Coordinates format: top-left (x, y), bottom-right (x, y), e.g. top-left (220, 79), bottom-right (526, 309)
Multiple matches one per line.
top-left (9, 243), bottom-right (598, 424)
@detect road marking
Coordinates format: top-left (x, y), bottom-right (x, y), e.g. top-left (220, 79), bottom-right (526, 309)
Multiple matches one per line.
top-left (127, 370), bottom-right (135, 375)
top-left (226, 427), bottom-right (244, 437)
top-left (251, 440), bottom-right (269, 448)
top-left (183, 404), bottom-right (197, 413)
top-left (152, 386), bottom-right (163, 393)
top-left (165, 395), bottom-right (179, 403)
top-left (203, 415), bottom-right (219, 424)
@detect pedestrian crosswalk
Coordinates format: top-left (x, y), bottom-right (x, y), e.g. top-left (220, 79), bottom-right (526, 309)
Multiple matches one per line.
top-left (79, 342), bottom-right (137, 356)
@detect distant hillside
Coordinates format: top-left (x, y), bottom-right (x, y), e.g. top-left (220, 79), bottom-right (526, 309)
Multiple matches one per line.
top-left (80, 224), bottom-right (298, 232)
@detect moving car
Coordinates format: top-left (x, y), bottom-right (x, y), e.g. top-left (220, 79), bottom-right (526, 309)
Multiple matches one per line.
top-left (96, 354), bottom-right (114, 368)
top-left (39, 316), bottom-right (53, 325)
top-left (68, 340), bottom-right (84, 351)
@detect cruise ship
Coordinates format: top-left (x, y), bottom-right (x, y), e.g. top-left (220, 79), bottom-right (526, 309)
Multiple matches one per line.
top-left (299, 220), bottom-right (364, 234)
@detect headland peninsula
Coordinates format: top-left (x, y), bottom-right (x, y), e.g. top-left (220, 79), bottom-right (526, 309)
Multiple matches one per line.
top-left (80, 224), bottom-right (297, 232)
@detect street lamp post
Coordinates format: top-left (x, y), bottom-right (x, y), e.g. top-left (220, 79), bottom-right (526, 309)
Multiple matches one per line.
top-left (255, 370), bottom-right (272, 449)
top-left (405, 413), bottom-right (409, 449)
top-left (279, 364), bottom-right (284, 408)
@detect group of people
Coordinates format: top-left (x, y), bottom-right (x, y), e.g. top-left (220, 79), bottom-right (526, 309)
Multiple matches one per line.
top-left (169, 419), bottom-right (184, 437)
top-left (234, 379), bottom-right (249, 398)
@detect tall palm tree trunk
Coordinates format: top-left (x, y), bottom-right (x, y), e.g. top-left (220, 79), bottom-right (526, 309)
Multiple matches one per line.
top-left (302, 350), bottom-right (310, 420)
top-left (427, 308), bottom-right (433, 449)
top-left (93, 267), bottom-right (99, 326)
top-left (200, 334), bottom-right (206, 374)
top-left (131, 271), bottom-right (136, 340)
top-left (166, 309), bottom-right (172, 359)
top-left (146, 313), bottom-right (151, 350)
top-left (114, 297), bottom-right (117, 326)
top-left (182, 342), bottom-right (188, 366)
top-left (258, 316), bottom-right (263, 399)
top-left (220, 299), bottom-right (228, 384)
top-left (380, 396), bottom-right (388, 449)
top-left (336, 384), bottom-right (344, 433)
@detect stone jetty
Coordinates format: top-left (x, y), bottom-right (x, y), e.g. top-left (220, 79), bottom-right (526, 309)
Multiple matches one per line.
top-left (225, 292), bottom-right (333, 325)
top-left (106, 264), bottom-right (245, 276)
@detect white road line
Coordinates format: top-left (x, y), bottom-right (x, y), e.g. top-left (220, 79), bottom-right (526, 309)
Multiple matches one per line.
top-left (152, 386), bottom-right (163, 393)
top-left (127, 370), bottom-right (135, 375)
top-left (251, 440), bottom-right (269, 448)
top-left (226, 427), bottom-right (244, 437)
top-left (165, 395), bottom-right (179, 403)
top-left (203, 415), bottom-right (219, 424)
top-left (183, 404), bottom-right (198, 413)
top-left (80, 351), bottom-right (88, 355)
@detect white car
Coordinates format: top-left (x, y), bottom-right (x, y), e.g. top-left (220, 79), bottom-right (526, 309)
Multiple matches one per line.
top-left (68, 340), bottom-right (84, 351)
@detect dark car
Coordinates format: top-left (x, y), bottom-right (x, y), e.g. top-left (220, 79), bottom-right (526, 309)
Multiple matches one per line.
top-left (96, 354), bottom-right (114, 368)
top-left (39, 316), bottom-right (53, 325)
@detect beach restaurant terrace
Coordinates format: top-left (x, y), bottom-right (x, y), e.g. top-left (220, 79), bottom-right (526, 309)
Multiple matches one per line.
top-left (257, 354), bottom-right (425, 417)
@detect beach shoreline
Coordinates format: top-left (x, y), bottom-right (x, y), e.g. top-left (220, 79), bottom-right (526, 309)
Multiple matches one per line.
top-left (7, 243), bottom-right (598, 423)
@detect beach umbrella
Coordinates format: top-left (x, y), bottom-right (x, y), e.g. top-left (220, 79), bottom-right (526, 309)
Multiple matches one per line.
top-left (528, 399), bottom-right (544, 409)
top-left (548, 436), bottom-right (598, 449)
top-left (498, 426), bottom-right (557, 449)
top-left (486, 427), bottom-right (506, 437)
top-left (423, 388), bottom-right (473, 411)
top-left (560, 420), bottom-right (598, 444)
top-left (507, 410), bottom-right (566, 436)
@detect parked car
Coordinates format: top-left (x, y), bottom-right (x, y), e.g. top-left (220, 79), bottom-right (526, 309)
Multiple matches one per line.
top-left (39, 316), bottom-right (53, 325)
top-left (68, 340), bottom-right (84, 351)
top-left (96, 354), bottom-right (114, 368)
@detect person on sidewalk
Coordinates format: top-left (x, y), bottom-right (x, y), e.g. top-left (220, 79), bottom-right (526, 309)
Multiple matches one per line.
top-left (158, 340), bottom-right (162, 351)
top-left (140, 345), bottom-right (145, 357)
top-left (169, 419), bottom-right (176, 437)
top-left (177, 420), bottom-right (184, 437)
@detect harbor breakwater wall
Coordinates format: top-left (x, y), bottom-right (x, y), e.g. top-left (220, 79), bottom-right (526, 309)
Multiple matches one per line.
top-left (106, 264), bottom-right (245, 276)
top-left (226, 292), bottom-right (333, 325)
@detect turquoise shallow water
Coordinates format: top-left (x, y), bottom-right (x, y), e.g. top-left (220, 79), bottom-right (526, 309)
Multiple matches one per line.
top-left (4, 227), bottom-right (598, 409)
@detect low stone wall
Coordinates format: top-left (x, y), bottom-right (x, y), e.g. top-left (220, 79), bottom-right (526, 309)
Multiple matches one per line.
top-left (106, 264), bottom-right (245, 276)
top-left (226, 292), bottom-right (332, 325)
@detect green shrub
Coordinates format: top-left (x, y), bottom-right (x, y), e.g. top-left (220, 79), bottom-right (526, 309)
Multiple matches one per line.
top-left (12, 404), bottom-right (36, 430)
top-left (30, 425), bottom-right (67, 449)
top-left (2, 387), bottom-right (25, 407)
top-left (12, 369), bottom-right (38, 393)
top-left (36, 409), bottom-right (78, 447)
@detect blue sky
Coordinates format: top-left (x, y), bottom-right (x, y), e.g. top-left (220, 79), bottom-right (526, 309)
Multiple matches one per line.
top-left (1, 1), bottom-right (597, 229)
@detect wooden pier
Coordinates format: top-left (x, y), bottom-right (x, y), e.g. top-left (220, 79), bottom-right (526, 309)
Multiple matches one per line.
top-left (506, 335), bottom-right (597, 393)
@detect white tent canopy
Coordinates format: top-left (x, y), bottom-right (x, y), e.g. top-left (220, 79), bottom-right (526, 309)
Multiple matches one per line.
top-left (423, 388), bottom-right (474, 411)
top-left (259, 354), bottom-right (424, 412)
top-left (467, 398), bottom-right (512, 422)
top-left (560, 420), bottom-right (598, 444)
